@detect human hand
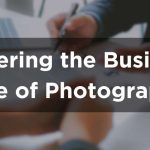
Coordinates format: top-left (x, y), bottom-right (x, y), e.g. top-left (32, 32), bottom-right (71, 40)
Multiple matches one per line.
top-left (59, 80), bottom-right (112, 145)
top-left (0, 112), bottom-right (61, 137)
top-left (47, 13), bottom-right (98, 51)
top-left (115, 44), bottom-right (150, 72)
top-left (0, 93), bottom-right (66, 138)
top-left (60, 112), bottom-right (112, 145)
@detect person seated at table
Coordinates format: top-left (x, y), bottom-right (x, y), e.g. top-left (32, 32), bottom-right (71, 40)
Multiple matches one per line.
top-left (48, 0), bottom-right (150, 150)
top-left (0, 80), bottom-right (112, 150)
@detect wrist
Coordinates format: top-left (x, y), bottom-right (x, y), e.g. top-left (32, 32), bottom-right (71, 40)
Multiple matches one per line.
top-left (79, 12), bottom-right (102, 38)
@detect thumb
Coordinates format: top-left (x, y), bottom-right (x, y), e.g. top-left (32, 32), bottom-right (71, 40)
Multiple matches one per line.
top-left (64, 15), bottom-right (86, 31)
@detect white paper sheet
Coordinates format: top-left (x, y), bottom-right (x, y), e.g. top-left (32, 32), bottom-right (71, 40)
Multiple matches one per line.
top-left (101, 113), bottom-right (150, 150)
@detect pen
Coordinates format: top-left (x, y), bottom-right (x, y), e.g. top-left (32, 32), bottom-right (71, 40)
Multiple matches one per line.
top-left (38, 0), bottom-right (46, 17)
top-left (54, 3), bottom-right (79, 51)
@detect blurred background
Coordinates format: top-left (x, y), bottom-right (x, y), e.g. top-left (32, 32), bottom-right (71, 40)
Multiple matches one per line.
top-left (0, 1), bottom-right (148, 150)
top-left (0, 0), bottom-right (146, 38)
top-left (0, 0), bottom-right (89, 16)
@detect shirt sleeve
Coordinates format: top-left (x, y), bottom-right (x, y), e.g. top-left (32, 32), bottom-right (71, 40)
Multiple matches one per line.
top-left (57, 140), bottom-right (99, 150)
top-left (80, 0), bottom-right (149, 38)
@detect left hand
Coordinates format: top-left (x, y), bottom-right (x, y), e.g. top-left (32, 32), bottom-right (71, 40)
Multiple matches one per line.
top-left (0, 113), bottom-right (60, 137)
top-left (59, 80), bottom-right (112, 145)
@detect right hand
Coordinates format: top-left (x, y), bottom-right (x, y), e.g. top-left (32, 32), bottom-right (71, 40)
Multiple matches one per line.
top-left (47, 13), bottom-right (98, 50)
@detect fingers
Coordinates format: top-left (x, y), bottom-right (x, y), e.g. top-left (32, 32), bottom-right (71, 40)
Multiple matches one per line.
top-left (64, 14), bottom-right (93, 32)
top-left (60, 109), bottom-right (112, 144)
top-left (65, 15), bottom-right (85, 31)
top-left (116, 46), bottom-right (150, 72)
top-left (47, 13), bottom-right (83, 38)
top-left (48, 13), bottom-right (94, 38)
top-left (47, 13), bottom-right (67, 38)
top-left (116, 45), bottom-right (150, 57)
top-left (0, 113), bottom-right (60, 137)
top-left (48, 13), bottom-right (97, 51)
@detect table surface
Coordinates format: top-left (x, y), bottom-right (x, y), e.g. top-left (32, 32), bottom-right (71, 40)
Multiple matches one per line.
top-left (0, 7), bottom-right (149, 150)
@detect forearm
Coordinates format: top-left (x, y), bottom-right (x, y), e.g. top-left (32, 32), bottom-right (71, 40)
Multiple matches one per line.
top-left (0, 113), bottom-right (59, 137)
top-left (81, 0), bottom-right (148, 37)
top-left (59, 111), bottom-right (112, 150)
top-left (60, 112), bottom-right (112, 145)
top-left (54, 78), bottom-right (113, 150)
